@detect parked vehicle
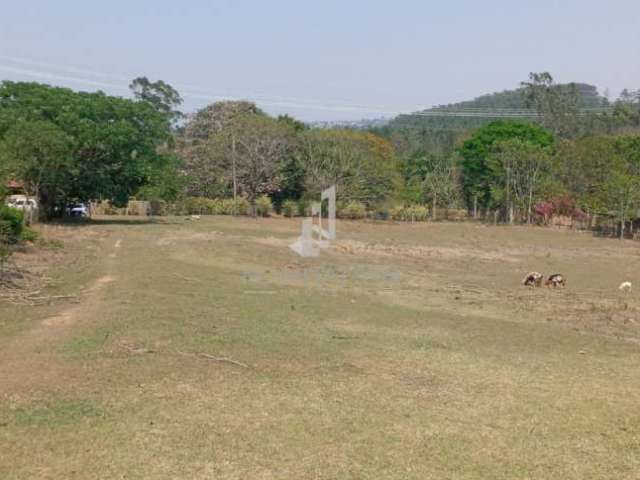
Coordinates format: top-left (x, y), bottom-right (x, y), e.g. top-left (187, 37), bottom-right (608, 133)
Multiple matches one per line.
top-left (5, 195), bottom-right (38, 213)
top-left (66, 203), bottom-right (89, 217)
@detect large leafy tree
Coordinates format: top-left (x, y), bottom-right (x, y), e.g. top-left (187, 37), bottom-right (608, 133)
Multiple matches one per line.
top-left (231, 115), bottom-right (297, 207)
top-left (421, 154), bottom-right (458, 221)
top-left (0, 81), bottom-right (173, 215)
top-left (129, 76), bottom-right (183, 122)
top-left (521, 72), bottom-right (581, 138)
top-left (300, 129), bottom-right (399, 206)
top-left (488, 139), bottom-right (553, 223)
top-left (176, 101), bottom-right (263, 198)
top-left (458, 120), bottom-right (554, 211)
top-left (0, 120), bottom-right (72, 218)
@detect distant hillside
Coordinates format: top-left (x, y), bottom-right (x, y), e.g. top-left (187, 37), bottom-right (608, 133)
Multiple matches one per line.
top-left (387, 83), bottom-right (609, 132)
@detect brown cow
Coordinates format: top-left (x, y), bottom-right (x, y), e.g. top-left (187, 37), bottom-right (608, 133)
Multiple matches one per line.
top-left (523, 271), bottom-right (544, 287)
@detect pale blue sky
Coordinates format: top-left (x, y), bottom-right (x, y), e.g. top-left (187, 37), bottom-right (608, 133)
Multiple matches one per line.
top-left (1, 0), bottom-right (638, 120)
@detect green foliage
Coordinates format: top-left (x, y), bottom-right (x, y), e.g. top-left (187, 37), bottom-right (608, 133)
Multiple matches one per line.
top-left (487, 139), bottom-right (554, 222)
top-left (129, 76), bottom-right (183, 121)
top-left (0, 119), bottom-right (72, 217)
top-left (175, 197), bottom-right (251, 216)
top-left (0, 205), bottom-right (24, 243)
top-left (338, 200), bottom-right (367, 220)
top-left (459, 121), bottom-right (554, 210)
top-left (391, 205), bottom-right (429, 222)
top-left (300, 129), bottom-right (400, 205)
top-left (521, 72), bottom-right (583, 138)
top-left (21, 226), bottom-right (40, 243)
top-left (255, 195), bottom-right (273, 217)
top-left (298, 199), bottom-right (311, 217)
top-left (136, 154), bottom-right (187, 202)
top-left (281, 199), bottom-right (300, 217)
top-left (0, 81), bottom-right (173, 215)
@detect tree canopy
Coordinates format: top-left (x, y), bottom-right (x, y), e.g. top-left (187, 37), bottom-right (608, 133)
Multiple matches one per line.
top-left (0, 81), bottom-right (174, 215)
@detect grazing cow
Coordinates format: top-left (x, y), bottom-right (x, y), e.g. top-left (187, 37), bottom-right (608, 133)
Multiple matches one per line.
top-left (523, 271), bottom-right (544, 287)
top-left (545, 273), bottom-right (566, 288)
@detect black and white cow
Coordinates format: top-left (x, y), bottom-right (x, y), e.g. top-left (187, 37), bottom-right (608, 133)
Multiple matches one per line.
top-left (545, 273), bottom-right (566, 288)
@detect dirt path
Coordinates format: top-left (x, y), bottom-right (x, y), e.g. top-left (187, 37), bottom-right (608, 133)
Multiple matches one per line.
top-left (0, 237), bottom-right (122, 395)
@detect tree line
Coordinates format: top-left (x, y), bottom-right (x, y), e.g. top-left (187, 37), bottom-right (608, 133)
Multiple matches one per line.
top-left (1, 73), bottom-right (640, 233)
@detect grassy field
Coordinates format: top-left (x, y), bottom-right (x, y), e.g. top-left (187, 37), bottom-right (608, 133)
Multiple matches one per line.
top-left (2, 216), bottom-right (640, 479)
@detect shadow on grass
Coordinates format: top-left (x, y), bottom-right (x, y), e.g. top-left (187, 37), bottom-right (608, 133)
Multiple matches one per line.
top-left (44, 216), bottom-right (180, 227)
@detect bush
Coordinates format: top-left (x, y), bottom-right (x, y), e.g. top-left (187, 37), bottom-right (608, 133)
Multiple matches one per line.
top-left (21, 227), bottom-right (40, 243)
top-left (390, 205), bottom-right (429, 222)
top-left (446, 209), bottom-right (468, 222)
top-left (0, 206), bottom-right (24, 243)
top-left (218, 198), bottom-right (250, 215)
top-left (404, 205), bottom-right (429, 222)
top-left (298, 199), bottom-right (311, 217)
top-left (339, 201), bottom-right (367, 220)
top-left (149, 199), bottom-right (168, 216)
top-left (0, 233), bottom-right (11, 270)
top-left (281, 200), bottom-right (299, 217)
top-left (170, 197), bottom-right (253, 216)
top-left (255, 195), bottom-right (273, 217)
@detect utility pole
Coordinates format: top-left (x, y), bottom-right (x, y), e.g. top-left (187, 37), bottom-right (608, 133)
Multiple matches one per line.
top-left (232, 132), bottom-right (237, 216)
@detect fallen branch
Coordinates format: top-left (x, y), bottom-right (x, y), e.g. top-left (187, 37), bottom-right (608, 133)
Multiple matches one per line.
top-left (177, 350), bottom-right (249, 368)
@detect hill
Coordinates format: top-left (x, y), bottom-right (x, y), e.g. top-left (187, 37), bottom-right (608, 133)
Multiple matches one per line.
top-left (387, 83), bottom-right (609, 132)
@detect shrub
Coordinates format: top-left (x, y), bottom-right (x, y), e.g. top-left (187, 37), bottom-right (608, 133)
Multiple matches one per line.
top-left (21, 227), bottom-right (40, 243)
top-left (235, 198), bottom-right (250, 216)
top-left (404, 205), bottom-right (429, 222)
top-left (371, 206), bottom-right (391, 220)
top-left (0, 232), bottom-right (11, 271)
top-left (340, 201), bottom-right (367, 220)
top-left (298, 199), bottom-right (311, 217)
top-left (281, 200), bottom-right (299, 217)
top-left (255, 195), bottom-right (273, 217)
top-left (218, 198), bottom-right (250, 215)
top-left (0, 206), bottom-right (24, 243)
top-left (445, 209), bottom-right (468, 222)
top-left (390, 205), bottom-right (430, 222)
top-left (149, 200), bottom-right (168, 216)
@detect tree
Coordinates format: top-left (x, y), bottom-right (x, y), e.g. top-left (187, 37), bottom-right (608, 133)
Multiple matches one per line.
top-left (422, 154), bottom-right (458, 221)
top-left (459, 120), bottom-right (554, 212)
top-left (0, 120), bottom-right (72, 219)
top-left (0, 81), bottom-right (174, 216)
top-left (604, 171), bottom-right (640, 239)
top-left (488, 139), bottom-right (553, 223)
top-left (229, 115), bottom-right (297, 211)
top-left (521, 72), bottom-right (581, 138)
top-left (300, 129), bottom-right (399, 206)
top-left (176, 101), bottom-right (263, 198)
top-left (604, 135), bottom-right (640, 238)
top-left (130, 77), bottom-right (183, 121)
top-left (136, 154), bottom-right (188, 202)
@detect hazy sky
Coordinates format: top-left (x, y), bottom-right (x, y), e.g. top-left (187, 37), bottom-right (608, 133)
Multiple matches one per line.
top-left (1, 0), bottom-right (638, 121)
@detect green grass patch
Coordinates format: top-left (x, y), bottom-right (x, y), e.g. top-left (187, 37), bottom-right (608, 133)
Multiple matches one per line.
top-left (62, 329), bottom-right (110, 356)
top-left (5, 401), bottom-right (105, 427)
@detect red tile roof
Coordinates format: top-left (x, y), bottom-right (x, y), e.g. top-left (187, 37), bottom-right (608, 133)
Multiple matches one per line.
top-left (6, 180), bottom-right (24, 189)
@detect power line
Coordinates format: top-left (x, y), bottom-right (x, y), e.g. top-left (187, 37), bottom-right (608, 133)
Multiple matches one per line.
top-left (0, 56), bottom-right (409, 116)
top-left (0, 54), bottom-right (620, 120)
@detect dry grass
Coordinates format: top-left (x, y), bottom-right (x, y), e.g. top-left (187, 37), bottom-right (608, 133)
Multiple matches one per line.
top-left (1, 217), bottom-right (640, 479)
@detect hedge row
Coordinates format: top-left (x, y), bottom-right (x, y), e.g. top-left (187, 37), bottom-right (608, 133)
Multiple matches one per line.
top-left (112, 196), bottom-right (468, 222)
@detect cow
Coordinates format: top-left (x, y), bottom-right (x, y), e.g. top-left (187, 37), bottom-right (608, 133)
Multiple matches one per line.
top-left (523, 271), bottom-right (544, 287)
top-left (545, 274), bottom-right (566, 288)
